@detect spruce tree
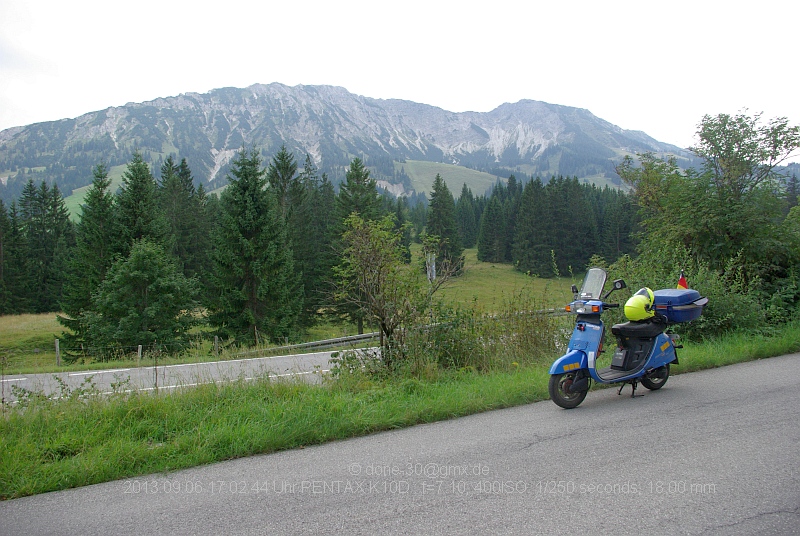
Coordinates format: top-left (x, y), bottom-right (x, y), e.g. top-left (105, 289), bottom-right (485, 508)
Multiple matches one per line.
top-left (266, 145), bottom-right (299, 219)
top-left (512, 178), bottom-right (553, 275)
top-left (333, 157), bottom-right (384, 333)
top-left (158, 156), bottom-right (211, 282)
top-left (58, 163), bottom-right (117, 348)
top-left (426, 174), bottom-right (464, 272)
top-left (187, 181), bottom-right (215, 289)
top-left (292, 156), bottom-right (337, 326)
top-left (477, 196), bottom-right (506, 263)
top-left (502, 175), bottom-right (522, 263)
top-left (597, 187), bottom-right (638, 262)
top-left (85, 239), bottom-right (200, 355)
top-left (336, 157), bottom-right (383, 223)
top-left (0, 200), bottom-right (11, 313)
top-left (392, 196), bottom-right (412, 263)
top-left (2, 202), bottom-right (29, 313)
top-left (158, 156), bottom-right (190, 266)
top-left (787, 173), bottom-right (799, 212)
top-left (208, 146), bottom-right (302, 346)
top-left (456, 184), bottom-right (478, 248)
top-left (17, 179), bottom-right (74, 312)
top-left (116, 151), bottom-right (169, 257)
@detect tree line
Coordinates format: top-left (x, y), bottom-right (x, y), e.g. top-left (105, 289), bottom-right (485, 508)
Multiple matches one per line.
top-left (0, 147), bottom-right (427, 357)
top-left (470, 174), bottom-right (638, 276)
top-left (0, 145), bottom-right (642, 357)
top-left (11, 111), bottom-right (795, 359)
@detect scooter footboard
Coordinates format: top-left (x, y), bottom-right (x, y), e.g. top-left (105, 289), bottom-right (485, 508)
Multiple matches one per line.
top-left (549, 349), bottom-right (587, 375)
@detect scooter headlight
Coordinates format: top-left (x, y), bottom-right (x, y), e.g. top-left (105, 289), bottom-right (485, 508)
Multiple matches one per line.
top-left (568, 301), bottom-right (600, 314)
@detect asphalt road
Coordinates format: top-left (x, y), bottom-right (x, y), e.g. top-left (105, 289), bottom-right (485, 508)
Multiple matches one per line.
top-left (1, 351), bottom-right (335, 403)
top-left (2, 353), bottom-right (799, 535)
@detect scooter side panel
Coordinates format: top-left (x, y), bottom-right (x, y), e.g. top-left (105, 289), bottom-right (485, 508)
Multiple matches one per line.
top-left (548, 349), bottom-right (588, 375)
top-left (647, 333), bottom-right (677, 368)
top-left (590, 333), bottom-right (677, 383)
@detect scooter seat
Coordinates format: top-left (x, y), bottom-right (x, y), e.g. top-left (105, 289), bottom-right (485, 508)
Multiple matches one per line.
top-left (611, 319), bottom-right (666, 339)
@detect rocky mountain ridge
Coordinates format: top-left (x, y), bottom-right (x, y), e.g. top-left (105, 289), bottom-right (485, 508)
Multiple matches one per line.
top-left (0, 83), bottom-right (692, 202)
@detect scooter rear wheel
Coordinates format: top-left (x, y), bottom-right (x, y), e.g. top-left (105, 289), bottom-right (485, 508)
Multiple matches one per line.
top-left (549, 372), bottom-right (588, 409)
top-left (641, 364), bottom-right (670, 390)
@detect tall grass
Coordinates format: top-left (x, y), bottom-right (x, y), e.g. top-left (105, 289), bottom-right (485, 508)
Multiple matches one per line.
top-left (676, 325), bottom-right (800, 371)
top-left (2, 320), bottom-right (798, 500)
top-left (0, 366), bottom-right (550, 500)
top-left (3, 251), bottom-right (800, 501)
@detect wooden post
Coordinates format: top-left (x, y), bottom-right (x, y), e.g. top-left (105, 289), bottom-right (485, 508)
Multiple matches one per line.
top-left (55, 339), bottom-right (60, 366)
top-left (214, 336), bottom-right (219, 357)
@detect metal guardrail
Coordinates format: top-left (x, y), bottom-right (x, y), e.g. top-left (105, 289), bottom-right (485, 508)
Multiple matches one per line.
top-left (233, 307), bottom-right (573, 359)
top-left (234, 332), bottom-right (380, 358)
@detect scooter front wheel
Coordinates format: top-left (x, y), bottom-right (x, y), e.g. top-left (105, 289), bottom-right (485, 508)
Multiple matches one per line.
top-left (549, 372), bottom-right (588, 409)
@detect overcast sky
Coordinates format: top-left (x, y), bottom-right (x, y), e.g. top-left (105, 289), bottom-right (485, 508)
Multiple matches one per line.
top-left (1, 0), bottom-right (796, 150)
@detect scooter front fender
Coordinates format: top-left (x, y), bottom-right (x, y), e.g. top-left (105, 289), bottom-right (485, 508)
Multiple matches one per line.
top-left (549, 349), bottom-right (587, 375)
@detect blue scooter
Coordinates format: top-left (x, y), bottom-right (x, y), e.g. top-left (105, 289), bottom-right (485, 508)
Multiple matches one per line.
top-left (548, 267), bottom-right (706, 409)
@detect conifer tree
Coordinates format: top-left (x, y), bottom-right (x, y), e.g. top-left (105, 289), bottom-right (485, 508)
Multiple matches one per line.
top-left (477, 196), bottom-right (506, 263)
top-left (456, 184), bottom-right (478, 248)
top-left (17, 179), bottom-right (74, 312)
top-left (512, 178), bottom-right (553, 275)
top-left (58, 163), bottom-right (117, 348)
top-left (502, 175), bottom-right (522, 262)
top-left (311, 172), bottom-right (339, 307)
top-left (597, 187), bottom-right (638, 262)
top-left (158, 156), bottom-right (211, 282)
top-left (2, 202), bottom-right (29, 313)
top-left (84, 238), bottom-right (200, 355)
top-left (0, 200), bottom-right (11, 313)
top-left (426, 174), bottom-right (464, 272)
top-left (116, 151), bottom-right (169, 257)
top-left (333, 157), bottom-right (384, 332)
top-left (188, 181), bottom-right (215, 288)
top-left (266, 145), bottom-right (299, 220)
top-left (336, 157), bottom-right (383, 223)
top-left (392, 196), bottom-right (412, 263)
top-left (158, 156), bottom-right (190, 265)
top-left (786, 173), bottom-right (799, 212)
top-left (208, 146), bottom-right (302, 346)
top-left (293, 156), bottom-right (337, 326)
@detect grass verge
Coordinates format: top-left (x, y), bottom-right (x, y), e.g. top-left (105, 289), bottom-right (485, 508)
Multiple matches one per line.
top-left (2, 322), bottom-right (798, 501)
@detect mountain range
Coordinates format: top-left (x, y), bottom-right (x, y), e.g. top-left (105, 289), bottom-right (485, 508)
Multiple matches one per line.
top-left (0, 83), bottom-right (696, 204)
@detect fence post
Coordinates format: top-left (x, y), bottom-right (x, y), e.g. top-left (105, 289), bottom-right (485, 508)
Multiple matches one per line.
top-left (55, 339), bottom-right (60, 366)
top-left (214, 336), bottom-right (219, 357)
top-left (138, 345), bottom-right (142, 366)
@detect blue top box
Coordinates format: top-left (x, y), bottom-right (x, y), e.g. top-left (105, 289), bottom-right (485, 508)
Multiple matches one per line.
top-left (653, 289), bottom-right (707, 323)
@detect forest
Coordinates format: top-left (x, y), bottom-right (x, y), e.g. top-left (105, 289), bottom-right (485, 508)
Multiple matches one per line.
top-left (0, 111), bottom-right (798, 362)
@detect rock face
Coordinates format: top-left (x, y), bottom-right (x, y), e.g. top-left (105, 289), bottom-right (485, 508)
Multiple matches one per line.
top-left (0, 82), bottom-right (689, 201)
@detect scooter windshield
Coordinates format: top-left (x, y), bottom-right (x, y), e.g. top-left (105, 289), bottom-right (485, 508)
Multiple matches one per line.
top-left (580, 268), bottom-right (607, 299)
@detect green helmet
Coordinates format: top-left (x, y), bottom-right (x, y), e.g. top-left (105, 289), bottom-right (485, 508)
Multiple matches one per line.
top-left (624, 287), bottom-right (655, 321)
